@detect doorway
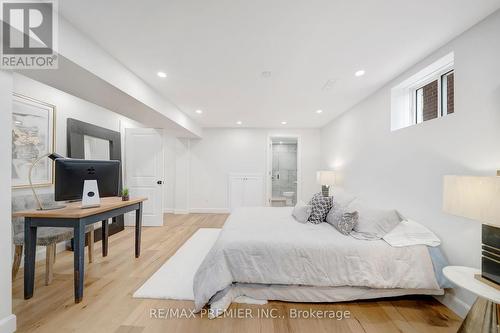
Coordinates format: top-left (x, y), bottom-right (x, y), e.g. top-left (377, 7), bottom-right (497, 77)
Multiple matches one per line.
top-left (267, 137), bottom-right (300, 207)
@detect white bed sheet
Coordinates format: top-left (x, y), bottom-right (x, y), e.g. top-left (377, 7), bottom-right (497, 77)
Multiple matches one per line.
top-left (193, 207), bottom-right (441, 312)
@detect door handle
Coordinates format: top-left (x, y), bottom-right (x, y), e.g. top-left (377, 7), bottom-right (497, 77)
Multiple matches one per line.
top-left (157, 180), bottom-right (163, 185)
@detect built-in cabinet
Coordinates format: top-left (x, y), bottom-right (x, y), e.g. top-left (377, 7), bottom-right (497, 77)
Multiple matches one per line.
top-left (228, 174), bottom-right (264, 211)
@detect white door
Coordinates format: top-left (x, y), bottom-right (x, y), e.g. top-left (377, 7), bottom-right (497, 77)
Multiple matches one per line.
top-left (229, 176), bottom-right (245, 211)
top-left (243, 176), bottom-right (264, 206)
top-left (125, 128), bottom-right (164, 226)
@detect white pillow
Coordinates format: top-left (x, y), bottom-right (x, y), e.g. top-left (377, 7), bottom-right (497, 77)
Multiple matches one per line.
top-left (348, 199), bottom-right (402, 240)
top-left (292, 202), bottom-right (312, 223)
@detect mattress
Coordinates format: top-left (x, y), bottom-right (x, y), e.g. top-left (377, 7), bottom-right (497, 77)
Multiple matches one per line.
top-left (193, 206), bottom-right (443, 314)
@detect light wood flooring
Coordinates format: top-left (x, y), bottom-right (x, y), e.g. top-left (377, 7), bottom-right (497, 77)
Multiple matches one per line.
top-left (13, 213), bottom-right (463, 333)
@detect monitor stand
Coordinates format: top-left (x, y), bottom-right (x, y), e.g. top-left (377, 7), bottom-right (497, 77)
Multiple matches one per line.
top-left (81, 180), bottom-right (101, 209)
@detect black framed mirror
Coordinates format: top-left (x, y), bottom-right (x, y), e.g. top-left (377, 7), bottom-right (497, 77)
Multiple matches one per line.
top-left (67, 118), bottom-right (124, 241)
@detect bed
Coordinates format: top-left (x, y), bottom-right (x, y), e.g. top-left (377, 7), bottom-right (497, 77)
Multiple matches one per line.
top-left (193, 206), bottom-right (446, 317)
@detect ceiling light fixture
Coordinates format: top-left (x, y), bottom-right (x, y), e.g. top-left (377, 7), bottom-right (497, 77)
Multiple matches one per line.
top-left (281, 121), bottom-right (287, 125)
top-left (261, 71), bottom-right (272, 78)
top-left (316, 109), bottom-right (323, 114)
top-left (157, 71), bottom-right (167, 78)
top-left (236, 121), bottom-right (242, 125)
top-left (195, 109), bottom-right (203, 114)
top-left (354, 70), bottom-right (365, 77)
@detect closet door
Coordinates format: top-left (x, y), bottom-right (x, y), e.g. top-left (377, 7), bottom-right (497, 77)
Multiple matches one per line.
top-left (243, 176), bottom-right (264, 207)
top-left (229, 176), bottom-right (245, 211)
top-left (229, 174), bottom-right (264, 211)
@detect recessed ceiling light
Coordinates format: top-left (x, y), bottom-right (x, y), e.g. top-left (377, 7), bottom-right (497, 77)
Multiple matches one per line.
top-left (261, 71), bottom-right (272, 78)
top-left (157, 71), bottom-right (167, 78)
top-left (354, 70), bottom-right (365, 77)
top-left (281, 121), bottom-right (287, 125)
top-left (316, 109), bottom-right (323, 114)
top-left (236, 121), bottom-right (242, 125)
top-left (195, 109), bottom-right (203, 114)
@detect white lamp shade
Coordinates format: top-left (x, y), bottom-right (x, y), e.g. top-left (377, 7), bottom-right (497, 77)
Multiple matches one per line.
top-left (443, 175), bottom-right (500, 226)
top-left (317, 170), bottom-right (336, 186)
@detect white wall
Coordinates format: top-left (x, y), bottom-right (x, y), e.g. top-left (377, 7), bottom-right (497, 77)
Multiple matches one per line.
top-left (320, 10), bottom-right (500, 316)
top-left (187, 128), bottom-right (321, 212)
top-left (0, 71), bottom-right (16, 332)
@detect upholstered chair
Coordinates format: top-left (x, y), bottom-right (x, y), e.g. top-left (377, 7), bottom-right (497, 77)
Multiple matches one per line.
top-left (12, 193), bottom-right (95, 285)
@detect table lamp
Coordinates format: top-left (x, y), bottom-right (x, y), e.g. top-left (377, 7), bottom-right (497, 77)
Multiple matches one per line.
top-left (317, 170), bottom-right (335, 197)
top-left (29, 152), bottom-right (65, 210)
top-left (443, 174), bottom-right (500, 285)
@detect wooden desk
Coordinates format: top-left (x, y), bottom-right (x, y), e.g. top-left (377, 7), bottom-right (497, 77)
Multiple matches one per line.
top-left (14, 197), bottom-right (147, 303)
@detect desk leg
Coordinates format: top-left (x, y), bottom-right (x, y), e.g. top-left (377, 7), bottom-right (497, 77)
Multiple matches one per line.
top-left (135, 202), bottom-right (142, 258)
top-left (458, 297), bottom-right (499, 333)
top-left (24, 217), bottom-right (36, 299)
top-left (101, 219), bottom-right (109, 257)
top-left (73, 220), bottom-right (85, 303)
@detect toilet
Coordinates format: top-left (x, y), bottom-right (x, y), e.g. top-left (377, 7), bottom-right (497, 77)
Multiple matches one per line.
top-left (283, 191), bottom-right (295, 206)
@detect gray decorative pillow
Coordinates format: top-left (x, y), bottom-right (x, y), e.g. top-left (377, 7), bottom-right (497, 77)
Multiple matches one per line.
top-left (292, 201), bottom-right (312, 223)
top-left (330, 187), bottom-right (357, 207)
top-left (307, 193), bottom-right (333, 224)
top-left (326, 200), bottom-right (359, 235)
top-left (348, 199), bottom-right (402, 240)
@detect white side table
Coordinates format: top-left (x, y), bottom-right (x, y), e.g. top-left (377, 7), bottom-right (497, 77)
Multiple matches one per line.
top-left (443, 266), bottom-right (500, 333)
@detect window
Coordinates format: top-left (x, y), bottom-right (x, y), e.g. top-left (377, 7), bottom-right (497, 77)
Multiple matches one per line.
top-left (413, 70), bottom-right (454, 124)
top-left (391, 52), bottom-right (454, 131)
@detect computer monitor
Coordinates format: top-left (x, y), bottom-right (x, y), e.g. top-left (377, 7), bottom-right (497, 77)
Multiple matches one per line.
top-left (54, 159), bottom-right (121, 202)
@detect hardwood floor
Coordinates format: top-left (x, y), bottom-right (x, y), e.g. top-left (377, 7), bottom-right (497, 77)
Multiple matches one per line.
top-left (13, 213), bottom-right (463, 333)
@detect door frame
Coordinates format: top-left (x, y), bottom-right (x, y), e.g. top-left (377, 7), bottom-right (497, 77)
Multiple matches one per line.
top-left (265, 134), bottom-right (302, 206)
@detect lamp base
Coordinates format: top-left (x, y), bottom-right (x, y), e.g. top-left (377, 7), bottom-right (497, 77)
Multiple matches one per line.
top-left (37, 204), bottom-right (66, 211)
top-left (321, 185), bottom-right (330, 197)
top-left (474, 274), bottom-right (500, 291)
top-left (482, 224), bottom-right (500, 285)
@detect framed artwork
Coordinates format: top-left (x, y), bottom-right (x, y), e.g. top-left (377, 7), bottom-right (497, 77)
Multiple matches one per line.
top-left (12, 93), bottom-right (56, 188)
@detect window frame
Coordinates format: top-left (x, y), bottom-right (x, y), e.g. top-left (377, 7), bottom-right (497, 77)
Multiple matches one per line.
top-left (441, 70), bottom-right (454, 116)
top-left (409, 66), bottom-right (454, 125)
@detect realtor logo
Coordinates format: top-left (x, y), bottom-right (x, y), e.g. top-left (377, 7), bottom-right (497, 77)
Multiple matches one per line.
top-left (1, 0), bottom-right (58, 69)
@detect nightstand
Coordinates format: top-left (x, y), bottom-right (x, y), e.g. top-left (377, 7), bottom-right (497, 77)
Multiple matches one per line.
top-left (443, 266), bottom-right (500, 333)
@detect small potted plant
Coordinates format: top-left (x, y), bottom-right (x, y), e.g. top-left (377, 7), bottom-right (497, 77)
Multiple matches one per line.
top-left (121, 188), bottom-right (130, 201)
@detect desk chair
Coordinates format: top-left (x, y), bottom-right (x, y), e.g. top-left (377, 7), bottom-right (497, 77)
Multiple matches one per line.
top-left (12, 194), bottom-right (95, 285)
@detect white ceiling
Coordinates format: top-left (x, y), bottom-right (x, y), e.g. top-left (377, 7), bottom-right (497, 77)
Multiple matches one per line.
top-left (59, 0), bottom-right (500, 128)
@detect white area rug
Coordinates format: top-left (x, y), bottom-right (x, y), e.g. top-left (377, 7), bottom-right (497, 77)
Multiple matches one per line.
top-left (133, 228), bottom-right (221, 300)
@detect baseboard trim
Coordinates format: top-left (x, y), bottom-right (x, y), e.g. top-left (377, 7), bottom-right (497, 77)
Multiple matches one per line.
top-left (0, 314), bottom-right (16, 333)
top-left (163, 208), bottom-right (174, 213)
top-left (434, 290), bottom-right (470, 318)
top-left (189, 208), bottom-right (230, 214)
top-left (174, 209), bottom-right (189, 215)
